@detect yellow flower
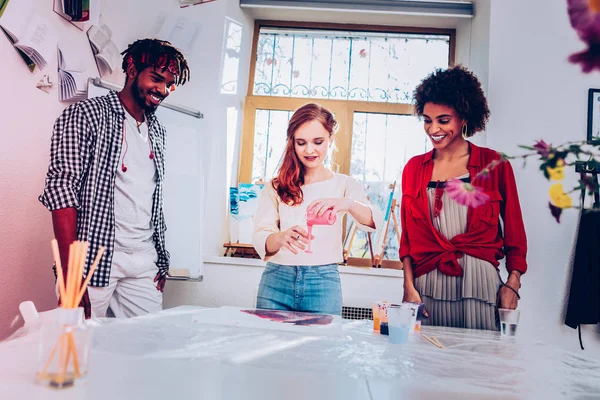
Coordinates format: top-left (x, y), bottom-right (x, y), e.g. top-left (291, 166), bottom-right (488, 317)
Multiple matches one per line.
top-left (546, 159), bottom-right (565, 181)
top-left (549, 183), bottom-right (573, 208)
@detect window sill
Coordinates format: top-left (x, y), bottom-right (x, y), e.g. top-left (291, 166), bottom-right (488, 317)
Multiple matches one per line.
top-left (203, 255), bottom-right (403, 278)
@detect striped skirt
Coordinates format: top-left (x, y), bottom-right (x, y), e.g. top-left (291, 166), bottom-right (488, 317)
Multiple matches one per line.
top-left (414, 182), bottom-right (502, 331)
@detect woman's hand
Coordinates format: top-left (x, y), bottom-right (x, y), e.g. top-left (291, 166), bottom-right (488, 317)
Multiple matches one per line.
top-left (307, 198), bottom-right (354, 217)
top-left (271, 226), bottom-right (313, 255)
top-left (498, 272), bottom-right (520, 309)
top-left (498, 284), bottom-right (519, 309)
top-left (402, 286), bottom-right (429, 318)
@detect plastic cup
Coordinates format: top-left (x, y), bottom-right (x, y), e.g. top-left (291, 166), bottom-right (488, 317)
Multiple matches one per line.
top-left (498, 308), bottom-right (520, 337)
top-left (305, 209), bottom-right (336, 253)
top-left (387, 305), bottom-right (413, 344)
top-left (37, 307), bottom-right (92, 388)
top-left (378, 302), bottom-right (391, 335)
top-left (306, 208), bottom-right (337, 226)
top-left (372, 302), bottom-right (381, 331)
top-left (378, 302), bottom-right (390, 324)
top-left (414, 320), bottom-right (422, 332)
top-left (402, 302), bottom-right (419, 332)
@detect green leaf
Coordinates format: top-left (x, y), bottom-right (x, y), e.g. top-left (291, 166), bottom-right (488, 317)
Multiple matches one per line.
top-left (541, 164), bottom-right (550, 179)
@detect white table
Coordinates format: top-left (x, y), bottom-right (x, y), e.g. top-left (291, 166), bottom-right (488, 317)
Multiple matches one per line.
top-left (1, 306), bottom-right (599, 400)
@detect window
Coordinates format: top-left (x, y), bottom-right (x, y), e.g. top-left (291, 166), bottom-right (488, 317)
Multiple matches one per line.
top-left (240, 21), bottom-right (454, 266)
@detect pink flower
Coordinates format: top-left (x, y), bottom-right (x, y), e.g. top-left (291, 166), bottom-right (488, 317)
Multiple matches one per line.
top-left (533, 139), bottom-right (553, 157)
top-left (568, 0), bottom-right (600, 43)
top-left (445, 179), bottom-right (490, 208)
top-left (549, 202), bottom-right (563, 223)
top-left (359, 49), bottom-right (367, 58)
top-left (293, 70), bottom-right (300, 78)
top-left (567, 0), bottom-right (600, 71)
top-left (568, 44), bottom-right (600, 72)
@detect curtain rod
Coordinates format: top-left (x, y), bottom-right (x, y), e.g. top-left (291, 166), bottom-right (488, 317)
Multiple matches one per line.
top-left (90, 78), bottom-right (204, 119)
top-left (241, 0), bottom-right (474, 18)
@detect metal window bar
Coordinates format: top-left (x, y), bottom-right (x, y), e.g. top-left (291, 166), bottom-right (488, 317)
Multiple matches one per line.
top-left (253, 30), bottom-right (450, 102)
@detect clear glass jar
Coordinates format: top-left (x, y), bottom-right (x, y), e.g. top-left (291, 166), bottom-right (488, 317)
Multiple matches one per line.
top-left (36, 307), bottom-right (92, 388)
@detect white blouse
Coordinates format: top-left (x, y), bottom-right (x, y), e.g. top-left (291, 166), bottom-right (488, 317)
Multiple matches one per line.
top-left (252, 173), bottom-right (383, 266)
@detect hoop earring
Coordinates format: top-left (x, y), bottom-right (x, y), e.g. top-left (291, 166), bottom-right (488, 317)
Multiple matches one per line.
top-left (461, 123), bottom-right (468, 140)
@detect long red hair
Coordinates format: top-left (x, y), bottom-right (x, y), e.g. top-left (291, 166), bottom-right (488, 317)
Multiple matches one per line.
top-left (272, 103), bottom-right (338, 205)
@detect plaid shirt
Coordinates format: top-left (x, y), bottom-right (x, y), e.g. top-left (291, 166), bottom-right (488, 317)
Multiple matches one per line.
top-left (39, 91), bottom-right (170, 287)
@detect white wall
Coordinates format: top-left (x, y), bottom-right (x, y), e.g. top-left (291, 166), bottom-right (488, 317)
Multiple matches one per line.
top-left (487, 0), bottom-right (600, 358)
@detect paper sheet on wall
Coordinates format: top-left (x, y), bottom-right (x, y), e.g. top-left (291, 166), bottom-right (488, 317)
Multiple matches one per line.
top-left (155, 15), bottom-right (200, 56)
top-left (56, 35), bottom-right (95, 101)
top-left (0, 0), bottom-right (58, 71)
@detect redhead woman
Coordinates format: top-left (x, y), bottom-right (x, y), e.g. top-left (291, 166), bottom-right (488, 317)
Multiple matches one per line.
top-left (252, 103), bottom-right (383, 315)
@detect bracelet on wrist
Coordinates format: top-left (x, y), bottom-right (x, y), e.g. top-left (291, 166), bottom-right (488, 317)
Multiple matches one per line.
top-left (509, 271), bottom-right (522, 288)
top-left (502, 283), bottom-right (521, 300)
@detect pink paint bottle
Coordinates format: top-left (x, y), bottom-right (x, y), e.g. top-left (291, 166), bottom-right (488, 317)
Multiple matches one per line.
top-left (305, 208), bottom-right (337, 253)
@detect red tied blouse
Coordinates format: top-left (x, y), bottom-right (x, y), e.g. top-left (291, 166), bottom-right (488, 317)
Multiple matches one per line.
top-left (399, 142), bottom-right (528, 278)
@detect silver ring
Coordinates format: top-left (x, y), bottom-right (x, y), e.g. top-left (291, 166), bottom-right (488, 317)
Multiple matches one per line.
top-left (295, 235), bottom-right (300, 240)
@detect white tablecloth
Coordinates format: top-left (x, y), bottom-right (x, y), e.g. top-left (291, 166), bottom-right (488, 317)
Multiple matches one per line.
top-left (1, 306), bottom-right (599, 400)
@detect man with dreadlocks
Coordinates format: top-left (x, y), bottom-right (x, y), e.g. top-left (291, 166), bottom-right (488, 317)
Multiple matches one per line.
top-left (39, 39), bottom-right (190, 318)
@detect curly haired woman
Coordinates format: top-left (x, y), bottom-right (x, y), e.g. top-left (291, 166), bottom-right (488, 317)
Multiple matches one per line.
top-left (400, 66), bottom-right (527, 330)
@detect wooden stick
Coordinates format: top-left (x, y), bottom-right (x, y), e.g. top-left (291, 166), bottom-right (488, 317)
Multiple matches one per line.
top-left (68, 332), bottom-right (81, 377)
top-left (50, 239), bottom-right (67, 301)
top-left (367, 232), bottom-right (375, 266)
top-left (74, 246), bottom-right (105, 305)
top-left (72, 241), bottom-right (84, 307)
top-left (347, 224), bottom-right (357, 248)
top-left (41, 332), bottom-right (80, 381)
top-left (40, 332), bottom-right (62, 376)
top-left (57, 333), bottom-right (70, 384)
top-left (342, 223), bottom-right (358, 263)
top-left (65, 242), bottom-right (77, 308)
top-left (422, 334), bottom-right (443, 349)
top-left (70, 242), bottom-right (83, 308)
top-left (391, 201), bottom-right (401, 243)
top-left (431, 336), bottom-right (444, 348)
top-left (422, 334), bottom-right (439, 348)
top-left (73, 242), bottom-right (88, 307)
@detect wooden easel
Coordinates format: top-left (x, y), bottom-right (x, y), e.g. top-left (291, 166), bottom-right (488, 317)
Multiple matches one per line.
top-left (343, 182), bottom-right (401, 268)
top-left (342, 221), bottom-right (375, 265)
top-left (372, 198), bottom-right (401, 268)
